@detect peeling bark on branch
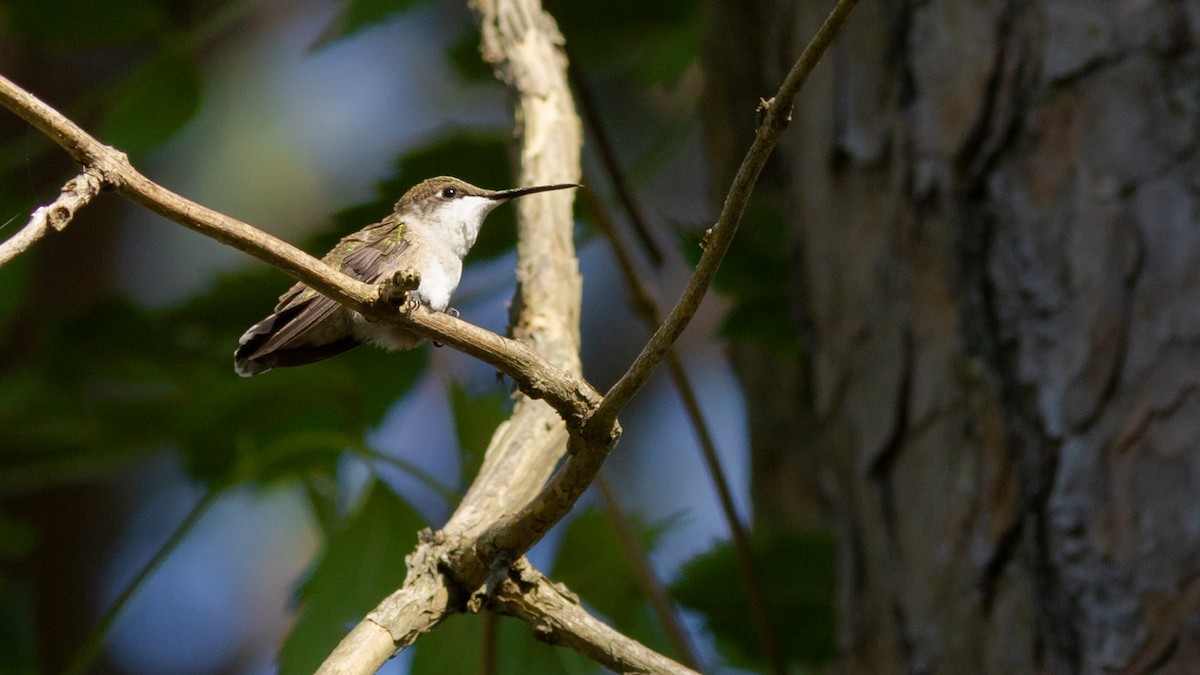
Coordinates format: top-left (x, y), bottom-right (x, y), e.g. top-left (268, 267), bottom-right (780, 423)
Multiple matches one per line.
top-left (491, 560), bottom-right (699, 675)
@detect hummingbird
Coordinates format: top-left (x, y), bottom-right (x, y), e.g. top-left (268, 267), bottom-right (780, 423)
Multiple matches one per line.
top-left (234, 176), bottom-right (578, 376)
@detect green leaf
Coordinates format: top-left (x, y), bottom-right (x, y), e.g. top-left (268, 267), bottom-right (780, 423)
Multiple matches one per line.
top-left (450, 384), bottom-right (511, 487)
top-left (100, 53), bottom-right (203, 158)
top-left (671, 530), bottom-right (837, 669)
top-left (544, 0), bottom-right (700, 85)
top-left (549, 509), bottom-right (687, 665)
top-left (552, 510), bottom-right (667, 633)
top-left (446, 26), bottom-right (494, 83)
top-left (677, 199), bottom-right (799, 352)
top-left (409, 612), bottom-right (485, 675)
top-left (279, 482), bottom-right (425, 675)
top-left (496, 614), bottom-right (594, 675)
top-left (5, 0), bottom-right (167, 46)
top-left (313, 0), bottom-right (429, 48)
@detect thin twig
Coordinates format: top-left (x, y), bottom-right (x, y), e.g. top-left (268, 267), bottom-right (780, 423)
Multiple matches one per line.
top-left (584, 0), bottom-right (862, 441)
top-left (63, 488), bottom-right (221, 675)
top-left (580, 183), bottom-right (783, 672)
top-left (481, 612), bottom-right (498, 675)
top-left (596, 475), bottom-right (703, 670)
top-left (0, 167), bottom-right (102, 266)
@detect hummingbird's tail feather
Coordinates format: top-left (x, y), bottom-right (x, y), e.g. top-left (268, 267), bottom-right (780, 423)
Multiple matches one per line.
top-left (233, 301), bottom-right (359, 376)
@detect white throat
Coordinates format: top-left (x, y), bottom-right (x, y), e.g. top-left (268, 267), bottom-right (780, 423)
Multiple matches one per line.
top-left (427, 194), bottom-right (501, 259)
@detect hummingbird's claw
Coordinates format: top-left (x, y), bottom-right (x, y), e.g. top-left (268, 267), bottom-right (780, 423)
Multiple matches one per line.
top-left (378, 269), bottom-right (421, 307)
top-left (445, 307), bottom-right (460, 318)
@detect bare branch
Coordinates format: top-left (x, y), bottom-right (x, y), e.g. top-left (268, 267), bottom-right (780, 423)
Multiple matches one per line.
top-left (439, 0), bottom-right (590, 540)
top-left (320, 0), bottom-right (596, 671)
top-left (579, 183), bottom-right (786, 670)
top-left (491, 559), bottom-right (700, 675)
top-left (0, 168), bottom-right (102, 266)
top-left (315, 535), bottom-right (455, 675)
top-left (584, 0), bottom-right (862, 440)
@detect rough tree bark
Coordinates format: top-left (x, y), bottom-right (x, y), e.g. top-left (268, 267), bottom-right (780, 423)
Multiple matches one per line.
top-left (706, 1), bottom-right (1200, 673)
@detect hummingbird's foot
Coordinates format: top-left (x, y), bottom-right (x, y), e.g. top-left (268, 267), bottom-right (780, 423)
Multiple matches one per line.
top-left (379, 270), bottom-right (421, 307)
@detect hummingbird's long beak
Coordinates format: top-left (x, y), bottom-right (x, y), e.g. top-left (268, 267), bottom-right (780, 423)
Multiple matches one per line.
top-left (490, 183), bottom-right (580, 200)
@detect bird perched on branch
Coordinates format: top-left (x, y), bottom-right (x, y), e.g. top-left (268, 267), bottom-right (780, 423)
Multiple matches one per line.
top-left (234, 176), bottom-right (577, 376)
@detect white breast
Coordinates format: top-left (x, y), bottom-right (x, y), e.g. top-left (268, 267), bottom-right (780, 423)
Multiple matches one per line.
top-left (414, 254), bottom-right (461, 312)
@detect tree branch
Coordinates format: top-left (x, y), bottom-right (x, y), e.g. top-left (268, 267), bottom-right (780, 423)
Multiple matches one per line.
top-left (321, 0), bottom-right (600, 671)
top-left (491, 559), bottom-right (700, 675)
top-left (584, 0), bottom-right (862, 440)
top-left (579, 181), bottom-right (785, 671)
top-left (0, 167), bottom-right (102, 266)
top-left (315, 534), bottom-right (455, 675)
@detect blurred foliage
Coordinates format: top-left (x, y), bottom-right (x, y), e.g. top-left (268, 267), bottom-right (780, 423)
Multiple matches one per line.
top-left (672, 530), bottom-right (838, 669)
top-left (450, 383), bottom-right (511, 488)
top-left (280, 480), bottom-right (424, 675)
top-left (553, 509), bottom-right (675, 658)
top-left (446, 26), bottom-right (494, 83)
top-left (0, 266), bottom-right (426, 491)
top-left (544, 0), bottom-right (700, 85)
top-left (6, 0), bottom-right (205, 159)
top-left (0, 581), bottom-right (35, 674)
top-left (680, 199), bottom-right (801, 353)
top-left (0, 255), bottom-right (30, 331)
top-left (99, 52), bottom-right (203, 158)
top-left (313, 0), bottom-right (432, 48)
top-left (409, 612), bottom-right (485, 674)
top-left (4, 0), bottom-right (169, 47)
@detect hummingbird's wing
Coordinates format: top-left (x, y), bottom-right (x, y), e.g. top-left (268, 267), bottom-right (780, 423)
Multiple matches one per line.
top-left (234, 220), bottom-right (411, 374)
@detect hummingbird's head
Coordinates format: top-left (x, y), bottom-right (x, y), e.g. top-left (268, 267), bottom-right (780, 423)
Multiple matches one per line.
top-left (397, 176), bottom-right (579, 257)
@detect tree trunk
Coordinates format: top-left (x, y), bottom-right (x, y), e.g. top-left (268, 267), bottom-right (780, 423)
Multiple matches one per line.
top-left (705, 0), bottom-right (1200, 672)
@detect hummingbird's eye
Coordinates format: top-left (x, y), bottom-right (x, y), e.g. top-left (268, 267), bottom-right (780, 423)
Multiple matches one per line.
top-left (440, 187), bottom-right (457, 199)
